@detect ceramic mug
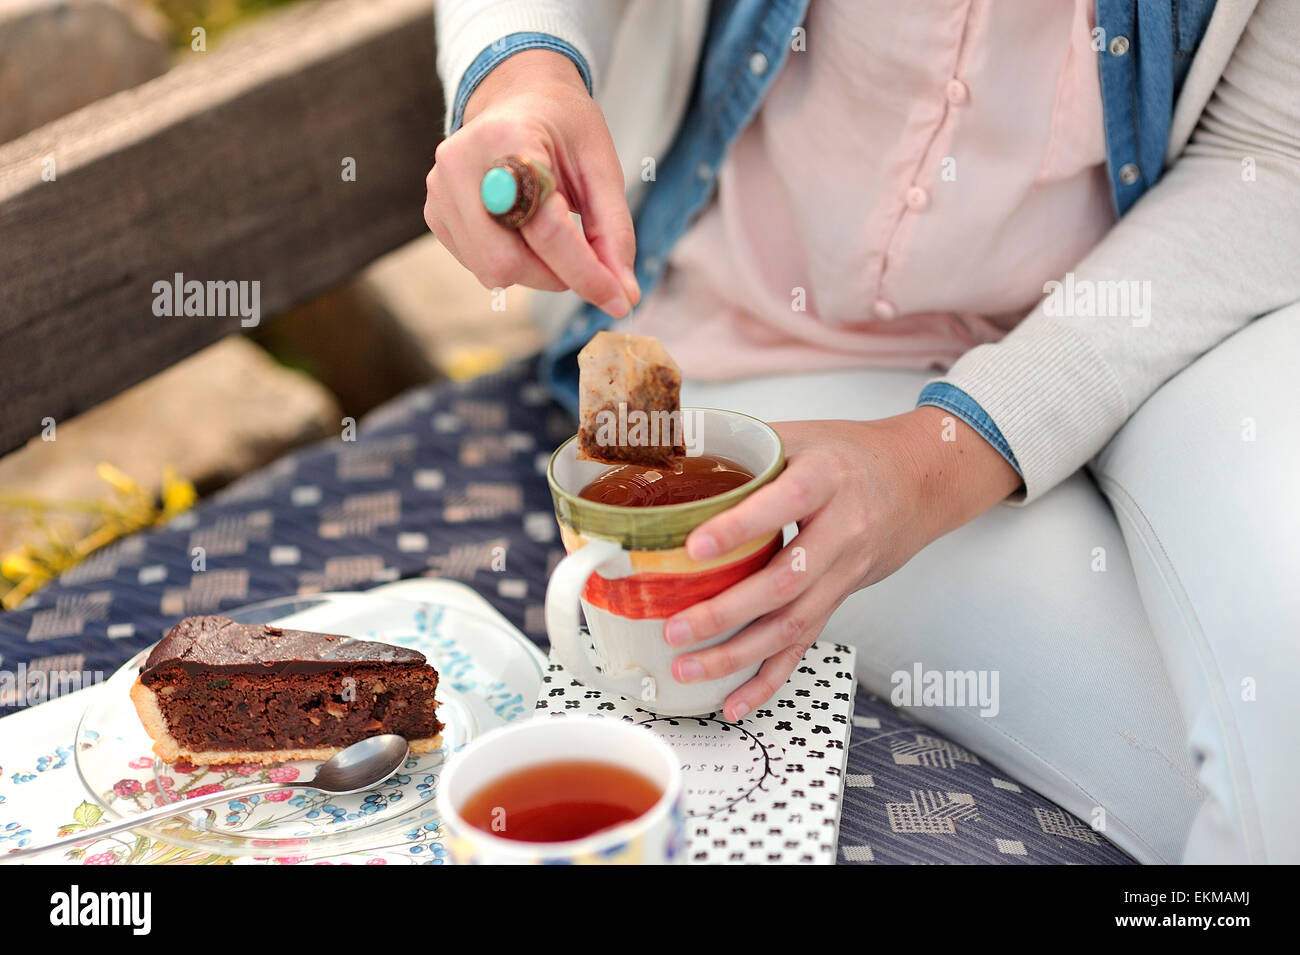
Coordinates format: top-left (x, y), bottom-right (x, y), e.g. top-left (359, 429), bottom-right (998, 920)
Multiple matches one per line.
top-left (545, 408), bottom-right (784, 715)
top-left (436, 716), bottom-right (685, 864)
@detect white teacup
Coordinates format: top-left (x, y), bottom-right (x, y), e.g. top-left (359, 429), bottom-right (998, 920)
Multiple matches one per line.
top-left (545, 408), bottom-right (784, 715)
top-left (436, 717), bottom-right (685, 865)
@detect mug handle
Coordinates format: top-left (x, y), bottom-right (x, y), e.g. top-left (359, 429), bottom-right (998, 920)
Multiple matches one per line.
top-left (545, 538), bottom-right (642, 694)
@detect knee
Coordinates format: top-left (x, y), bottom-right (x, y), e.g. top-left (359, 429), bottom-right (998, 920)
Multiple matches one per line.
top-left (1093, 303), bottom-right (1300, 862)
top-left (1093, 301), bottom-right (1300, 531)
top-left (1091, 301), bottom-right (1300, 630)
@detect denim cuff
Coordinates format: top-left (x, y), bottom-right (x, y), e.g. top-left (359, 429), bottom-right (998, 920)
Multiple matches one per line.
top-left (917, 382), bottom-right (1023, 476)
top-left (449, 32), bottom-right (593, 133)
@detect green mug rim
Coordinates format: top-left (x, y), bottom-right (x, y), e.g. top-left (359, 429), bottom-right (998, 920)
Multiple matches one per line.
top-left (546, 407), bottom-right (785, 550)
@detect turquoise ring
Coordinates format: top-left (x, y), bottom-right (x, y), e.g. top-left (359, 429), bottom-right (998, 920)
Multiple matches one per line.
top-left (480, 155), bottom-right (556, 229)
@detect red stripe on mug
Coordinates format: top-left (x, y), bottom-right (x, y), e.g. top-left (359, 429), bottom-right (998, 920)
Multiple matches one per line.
top-left (581, 537), bottom-right (782, 619)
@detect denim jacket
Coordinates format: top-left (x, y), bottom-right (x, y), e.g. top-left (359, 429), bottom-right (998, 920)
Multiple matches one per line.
top-left (452, 0), bottom-right (1219, 476)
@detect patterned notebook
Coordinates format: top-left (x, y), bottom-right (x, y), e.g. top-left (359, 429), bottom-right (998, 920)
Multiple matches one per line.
top-left (535, 641), bottom-right (857, 864)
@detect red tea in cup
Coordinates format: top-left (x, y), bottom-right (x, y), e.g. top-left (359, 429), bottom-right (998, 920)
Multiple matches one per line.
top-left (460, 760), bottom-right (663, 843)
top-left (578, 454), bottom-right (754, 508)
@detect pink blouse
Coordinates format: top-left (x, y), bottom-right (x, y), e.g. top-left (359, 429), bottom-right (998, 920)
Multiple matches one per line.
top-left (624, 0), bottom-right (1115, 380)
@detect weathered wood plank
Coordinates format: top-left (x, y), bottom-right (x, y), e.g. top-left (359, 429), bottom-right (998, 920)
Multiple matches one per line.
top-left (0, 0), bottom-right (443, 456)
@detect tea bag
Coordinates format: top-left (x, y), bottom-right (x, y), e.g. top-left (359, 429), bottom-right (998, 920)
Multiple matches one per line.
top-left (577, 331), bottom-right (685, 467)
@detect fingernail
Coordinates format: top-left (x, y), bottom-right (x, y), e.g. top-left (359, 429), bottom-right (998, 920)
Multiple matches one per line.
top-left (664, 618), bottom-right (692, 646)
top-left (620, 266), bottom-right (641, 304)
top-left (688, 532), bottom-right (720, 561)
top-left (675, 658), bottom-right (704, 683)
top-left (728, 702), bottom-right (750, 722)
top-left (600, 294), bottom-right (630, 318)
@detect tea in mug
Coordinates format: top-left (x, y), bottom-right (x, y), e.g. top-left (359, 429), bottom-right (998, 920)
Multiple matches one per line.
top-left (460, 760), bottom-right (662, 843)
top-left (578, 454), bottom-right (754, 507)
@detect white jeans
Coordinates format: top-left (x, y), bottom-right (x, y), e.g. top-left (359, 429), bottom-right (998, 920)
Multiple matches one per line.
top-left (681, 302), bottom-right (1300, 864)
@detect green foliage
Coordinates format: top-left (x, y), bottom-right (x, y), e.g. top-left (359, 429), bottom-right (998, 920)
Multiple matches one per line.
top-left (144, 0), bottom-right (306, 49)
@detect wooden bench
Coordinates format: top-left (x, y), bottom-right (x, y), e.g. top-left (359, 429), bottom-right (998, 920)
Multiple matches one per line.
top-left (0, 0), bottom-right (444, 458)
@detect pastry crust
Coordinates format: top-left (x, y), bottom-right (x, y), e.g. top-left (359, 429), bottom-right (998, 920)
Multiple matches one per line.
top-left (129, 678), bottom-right (442, 766)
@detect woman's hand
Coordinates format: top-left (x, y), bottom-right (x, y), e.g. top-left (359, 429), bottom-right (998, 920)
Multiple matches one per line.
top-left (665, 407), bottom-right (1023, 720)
top-left (424, 50), bottom-right (640, 316)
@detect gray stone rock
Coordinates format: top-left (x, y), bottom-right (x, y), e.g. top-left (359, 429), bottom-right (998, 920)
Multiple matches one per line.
top-left (0, 0), bottom-right (170, 143)
top-left (0, 337), bottom-right (341, 556)
top-left (359, 235), bottom-right (541, 380)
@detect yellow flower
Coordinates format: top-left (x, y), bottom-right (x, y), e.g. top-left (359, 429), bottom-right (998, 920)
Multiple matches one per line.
top-left (0, 463), bottom-right (198, 609)
top-left (1, 553), bottom-right (39, 580)
top-left (95, 462), bottom-right (140, 496)
top-left (160, 466), bottom-right (198, 519)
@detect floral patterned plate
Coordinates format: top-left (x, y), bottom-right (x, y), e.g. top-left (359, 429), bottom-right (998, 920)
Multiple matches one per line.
top-left (73, 589), bottom-right (546, 859)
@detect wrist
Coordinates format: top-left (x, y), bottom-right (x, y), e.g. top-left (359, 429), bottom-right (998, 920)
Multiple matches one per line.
top-left (464, 48), bottom-right (587, 123)
top-left (900, 406), bottom-right (1022, 534)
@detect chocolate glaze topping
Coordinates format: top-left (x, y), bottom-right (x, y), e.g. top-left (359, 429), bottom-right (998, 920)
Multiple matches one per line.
top-left (140, 615), bottom-right (426, 679)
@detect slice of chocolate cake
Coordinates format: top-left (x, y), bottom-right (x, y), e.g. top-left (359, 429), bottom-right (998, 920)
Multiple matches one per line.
top-left (130, 615), bottom-right (443, 765)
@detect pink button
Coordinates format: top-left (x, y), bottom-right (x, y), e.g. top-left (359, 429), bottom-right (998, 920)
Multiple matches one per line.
top-left (871, 298), bottom-right (898, 321)
top-left (904, 186), bottom-right (929, 211)
top-left (946, 78), bottom-right (969, 105)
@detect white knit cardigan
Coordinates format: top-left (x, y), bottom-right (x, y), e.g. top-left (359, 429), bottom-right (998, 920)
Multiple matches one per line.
top-left (435, 0), bottom-right (1300, 502)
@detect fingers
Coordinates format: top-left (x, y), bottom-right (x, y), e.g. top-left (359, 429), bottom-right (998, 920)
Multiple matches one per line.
top-left (425, 116), bottom-right (635, 312)
top-left (723, 642), bottom-right (819, 722)
top-left (425, 158), bottom-right (568, 292)
top-left (423, 204), bottom-right (460, 260)
top-left (574, 132), bottom-right (640, 305)
top-left (521, 191), bottom-right (632, 316)
top-left (670, 597), bottom-right (832, 722)
top-left (671, 581), bottom-right (831, 686)
top-left (671, 512), bottom-right (847, 719)
top-left (670, 594), bottom-right (833, 723)
top-left (671, 614), bottom-right (802, 687)
top-left (685, 455), bottom-right (831, 561)
top-left (664, 531), bottom-right (819, 647)
top-left (466, 225), bottom-right (570, 293)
